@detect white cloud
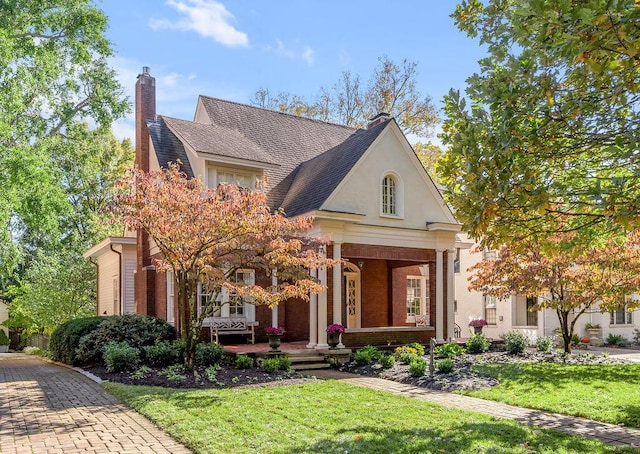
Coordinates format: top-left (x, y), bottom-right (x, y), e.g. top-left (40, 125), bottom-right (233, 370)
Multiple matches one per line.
top-left (264, 39), bottom-right (315, 65)
top-left (148, 0), bottom-right (248, 47)
top-left (302, 46), bottom-right (314, 66)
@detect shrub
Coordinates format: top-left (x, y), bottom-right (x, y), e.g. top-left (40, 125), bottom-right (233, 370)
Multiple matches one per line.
top-left (408, 357), bottom-right (427, 377)
top-left (49, 316), bottom-right (104, 365)
top-left (395, 345), bottom-right (418, 356)
top-left (436, 358), bottom-right (455, 373)
top-left (205, 365), bottom-right (220, 383)
top-left (503, 331), bottom-right (529, 355)
top-left (570, 334), bottom-right (581, 347)
top-left (259, 355), bottom-right (289, 372)
top-left (103, 341), bottom-right (140, 373)
top-left (131, 365), bottom-right (152, 380)
top-left (353, 345), bottom-right (381, 365)
top-left (380, 354), bottom-right (396, 369)
top-left (160, 364), bottom-right (187, 382)
top-left (435, 342), bottom-right (465, 358)
top-left (399, 352), bottom-right (419, 365)
top-left (606, 333), bottom-right (628, 347)
top-left (535, 335), bottom-right (553, 353)
top-left (143, 341), bottom-right (182, 367)
top-left (633, 328), bottom-right (640, 344)
top-left (75, 314), bottom-right (175, 366)
top-left (465, 334), bottom-right (490, 354)
top-left (235, 355), bottom-right (254, 369)
top-left (195, 342), bottom-right (225, 367)
top-left (406, 342), bottom-right (425, 356)
top-left (23, 346), bottom-right (45, 356)
top-left (0, 329), bottom-right (9, 346)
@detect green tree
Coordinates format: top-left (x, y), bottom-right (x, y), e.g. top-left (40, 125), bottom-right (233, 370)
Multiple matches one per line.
top-left (440, 0), bottom-right (640, 247)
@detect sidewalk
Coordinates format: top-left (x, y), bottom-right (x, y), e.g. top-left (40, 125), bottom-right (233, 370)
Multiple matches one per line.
top-left (0, 353), bottom-right (191, 454)
top-left (312, 369), bottom-right (640, 448)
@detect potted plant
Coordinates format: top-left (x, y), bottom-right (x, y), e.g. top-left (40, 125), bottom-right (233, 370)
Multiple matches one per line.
top-left (585, 323), bottom-right (602, 345)
top-left (326, 324), bottom-right (345, 349)
top-left (265, 326), bottom-right (285, 352)
top-left (0, 330), bottom-right (9, 353)
top-left (468, 318), bottom-right (488, 334)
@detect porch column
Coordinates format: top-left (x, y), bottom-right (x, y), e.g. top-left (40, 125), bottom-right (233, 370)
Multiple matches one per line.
top-left (271, 270), bottom-right (278, 328)
top-left (436, 249), bottom-right (444, 341)
top-left (332, 242), bottom-right (344, 348)
top-left (307, 268), bottom-right (318, 348)
top-left (316, 247), bottom-right (329, 349)
top-left (447, 249), bottom-right (456, 340)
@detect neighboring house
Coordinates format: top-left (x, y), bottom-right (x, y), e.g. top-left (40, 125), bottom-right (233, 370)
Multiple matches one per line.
top-left (455, 235), bottom-right (640, 342)
top-left (0, 301), bottom-right (8, 337)
top-left (86, 67), bottom-right (461, 348)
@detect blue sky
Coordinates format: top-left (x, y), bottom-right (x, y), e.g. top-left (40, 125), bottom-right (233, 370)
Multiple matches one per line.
top-left (100, 0), bottom-right (486, 143)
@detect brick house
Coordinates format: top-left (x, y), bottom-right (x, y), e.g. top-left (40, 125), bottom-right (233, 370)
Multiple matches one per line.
top-left (85, 67), bottom-right (461, 348)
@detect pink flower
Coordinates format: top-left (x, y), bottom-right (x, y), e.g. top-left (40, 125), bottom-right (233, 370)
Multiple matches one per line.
top-left (468, 319), bottom-right (488, 327)
top-left (326, 324), bottom-right (345, 334)
top-left (265, 326), bottom-right (285, 335)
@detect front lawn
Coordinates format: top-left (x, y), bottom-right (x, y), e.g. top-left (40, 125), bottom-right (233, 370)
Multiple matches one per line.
top-left (462, 363), bottom-right (640, 427)
top-left (105, 380), bottom-right (637, 454)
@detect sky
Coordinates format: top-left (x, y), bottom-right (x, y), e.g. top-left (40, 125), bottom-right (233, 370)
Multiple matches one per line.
top-left (99, 0), bottom-right (487, 143)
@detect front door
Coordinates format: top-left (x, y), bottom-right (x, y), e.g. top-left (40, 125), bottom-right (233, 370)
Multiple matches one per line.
top-left (344, 263), bottom-right (361, 328)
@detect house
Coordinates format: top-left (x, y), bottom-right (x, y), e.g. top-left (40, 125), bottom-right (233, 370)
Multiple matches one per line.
top-left (0, 300), bottom-right (8, 337)
top-left (86, 67), bottom-right (461, 348)
top-left (454, 235), bottom-right (640, 343)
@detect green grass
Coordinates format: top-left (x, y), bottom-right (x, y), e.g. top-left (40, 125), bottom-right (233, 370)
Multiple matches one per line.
top-left (462, 363), bottom-right (640, 427)
top-left (105, 380), bottom-right (637, 454)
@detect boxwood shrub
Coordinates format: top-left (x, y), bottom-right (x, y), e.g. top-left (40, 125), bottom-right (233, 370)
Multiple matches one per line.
top-left (49, 317), bottom-right (105, 365)
top-left (103, 341), bottom-right (140, 373)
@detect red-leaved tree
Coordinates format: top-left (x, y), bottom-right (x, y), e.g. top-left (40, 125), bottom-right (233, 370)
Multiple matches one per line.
top-left (469, 232), bottom-right (640, 352)
top-left (111, 164), bottom-right (337, 367)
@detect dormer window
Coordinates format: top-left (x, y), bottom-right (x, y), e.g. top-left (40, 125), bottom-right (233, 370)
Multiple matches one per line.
top-left (380, 171), bottom-right (403, 218)
top-left (207, 165), bottom-right (259, 190)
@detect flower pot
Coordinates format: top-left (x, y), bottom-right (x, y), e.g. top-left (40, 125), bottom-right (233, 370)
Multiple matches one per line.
top-left (327, 332), bottom-right (341, 349)
top-left (267, 334), bottom-right (282, 352)
top-left (473, 326), bottom-right (483, 334)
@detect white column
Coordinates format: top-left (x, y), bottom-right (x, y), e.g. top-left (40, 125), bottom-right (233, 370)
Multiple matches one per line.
top-left (271, 270), bottom-right (278, 328)
top-left (307, 268), bottom-right (318, 348)
top-left (332, 242), bottom-right (344, 348)
top-left (316, 247), bottom-right (329, 349)
top-left (436, 249), bottom-right (444, 341)
top-left (332, 242), bottom-right (342, 325)
top-left (447, 249), bottom-right (456, 340)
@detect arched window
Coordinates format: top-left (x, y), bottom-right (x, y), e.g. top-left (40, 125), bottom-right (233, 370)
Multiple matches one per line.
top-left (380, 172), bottom-right (403, 217)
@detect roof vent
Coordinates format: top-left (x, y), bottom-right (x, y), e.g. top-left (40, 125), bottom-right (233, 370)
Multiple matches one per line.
top-left (367, 112), bottom-right (391, 129)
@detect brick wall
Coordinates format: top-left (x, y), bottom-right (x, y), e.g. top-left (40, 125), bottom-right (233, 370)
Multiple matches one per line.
top-left (342, 329), bottom-right (435, 348)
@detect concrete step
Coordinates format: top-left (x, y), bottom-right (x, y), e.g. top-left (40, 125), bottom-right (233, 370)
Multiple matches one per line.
top-left (288, 355), bottom-right (327, 363)
top-left (291, 362), bottom-right (332, 371)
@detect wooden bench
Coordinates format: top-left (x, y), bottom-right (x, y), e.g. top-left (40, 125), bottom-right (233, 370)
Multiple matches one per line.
top-left (207, 317), bottom-right (257, 344)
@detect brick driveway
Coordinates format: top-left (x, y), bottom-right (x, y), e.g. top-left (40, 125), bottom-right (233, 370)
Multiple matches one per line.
top-left (0, 353), bottom-right (191, 454)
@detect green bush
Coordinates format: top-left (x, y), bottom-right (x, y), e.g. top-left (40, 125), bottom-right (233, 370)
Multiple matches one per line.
top-left (409, 357), bottom-right (427, 377)
top-left (131, 365), bottom-right (152, 380)
top-left (436, 358), bottom-right (455, 373)
top-left (160, 364), bottom-right (187, 382)
top-left (435, 342), bottom-right (465, 358)
top-left (75, 314), bottom-right (175, 366)
top-left (606, 333), bottom-right (628, 347)
top-left (399, 352), bottom-right (418, 365)
top-left (143, 341), bottom-right (182, 367)
top-left (103, 341), bottom-right (140, 372)
top-left (23, 346), bottom-right (45, 356)
top-left (407, 342), bottom-right (425, 356)
top-left (49, 316), bottom-right (104, 365)
top-left (195, 342), bottom-right (225, 367)
top-left (465, 333), bottom-right (490, 354)
top-left (504, 331), bottom-right (529, 355)
top-left (0, 329), bottom-right (9, 346)
top-left (535, 335), bottom-right (554, 353)
top-left (380, 354), bottom-right (396, 369)
top-left (262, 355), bottom-right (290, 372)
top-left (353, 345), bottom-right (382, 365)
top-left (394, 345), bottom-right (419, 356)
top-left (235, 355), bottom-right (254, 369)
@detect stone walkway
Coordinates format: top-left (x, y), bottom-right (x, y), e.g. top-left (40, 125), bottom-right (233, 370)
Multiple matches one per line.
top-left (0, 353), bottom-right (191, 454)
top-left (313, 369), bottom-right (640, 449)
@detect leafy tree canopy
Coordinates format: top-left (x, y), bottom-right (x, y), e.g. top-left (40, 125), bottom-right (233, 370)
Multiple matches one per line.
top-left (440, 0), bottom-right (640, 247)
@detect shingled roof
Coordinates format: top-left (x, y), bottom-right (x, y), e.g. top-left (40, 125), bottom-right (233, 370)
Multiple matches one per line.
top-left (151, 96), bottom-right (391, 215)
top-left (147, 118), bottom-right (194, 178)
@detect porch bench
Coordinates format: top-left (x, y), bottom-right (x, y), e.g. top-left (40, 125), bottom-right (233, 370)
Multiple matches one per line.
top-left (208, 317), bottom-right (257, 344)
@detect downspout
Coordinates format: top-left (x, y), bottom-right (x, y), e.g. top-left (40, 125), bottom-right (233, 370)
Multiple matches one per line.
top-left (88, 257), bottom-right (99, 316)
top-left (110, 244), bottom-right (123, 314)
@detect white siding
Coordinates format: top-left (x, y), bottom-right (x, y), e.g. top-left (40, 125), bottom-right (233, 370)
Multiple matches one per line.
top-left (97, 252), bottom-right (119, 316)
top-left (0, 302), bottom-right (8, 337)
top-left (122, 245), bottom-right (137, 314)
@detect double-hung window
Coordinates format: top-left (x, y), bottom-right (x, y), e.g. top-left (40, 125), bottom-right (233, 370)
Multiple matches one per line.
top-left (197, 269), bottom-right (256, 321)
top-left (484, 295), bottom-right (497, 325)
top-left (610, 302), bottom-right (633, 325)
top-left (406, 274), bottom-right (429, 323)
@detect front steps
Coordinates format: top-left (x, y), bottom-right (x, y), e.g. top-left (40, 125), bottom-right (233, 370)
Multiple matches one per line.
top-left (256, 348), bottom-right (351, 371)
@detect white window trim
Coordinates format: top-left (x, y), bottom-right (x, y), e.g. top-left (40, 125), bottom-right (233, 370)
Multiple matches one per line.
top-left (406, 275), bottom-right (429, 323)
top-left (206, 165), bottom-right (259, 189)
top-left (379, 171), bottom-right (404, 219)
top-left (610, 303), bottom-right (633, 326)
top-left (197, 269), bottom-right (256, 322)
top-left (166, 271), bottom-right (175, 325)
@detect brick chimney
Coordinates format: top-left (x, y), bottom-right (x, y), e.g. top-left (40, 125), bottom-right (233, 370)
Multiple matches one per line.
top-left (134, 66), bottom-right (156, 317)
top-left (135, 66), bottom-right (156, 171)
top-left (367, 112), bottom-right (391, 129)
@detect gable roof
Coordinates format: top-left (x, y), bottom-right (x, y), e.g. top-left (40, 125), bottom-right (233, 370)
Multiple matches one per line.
top-left (162, 116), bottom-right (280, 167)
top-left (281, 119), bottom-right (389, 217)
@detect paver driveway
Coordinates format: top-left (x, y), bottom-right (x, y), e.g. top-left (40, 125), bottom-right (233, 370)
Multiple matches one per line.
top-left (0, 353), bottom-right (191, 454)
